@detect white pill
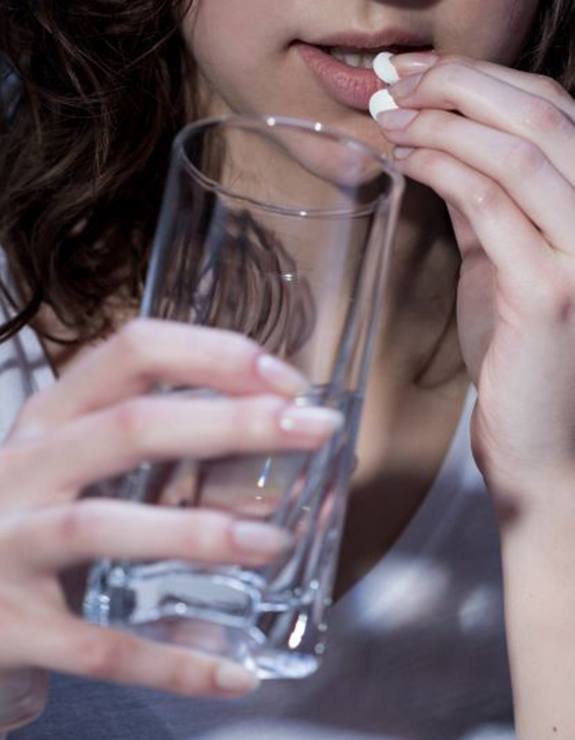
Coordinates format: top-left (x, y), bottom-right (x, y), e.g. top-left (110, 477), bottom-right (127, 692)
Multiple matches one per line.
top-left (373, 52), bottom-right (400, 84)
top-left (369, 89), bottom-right (399, 121)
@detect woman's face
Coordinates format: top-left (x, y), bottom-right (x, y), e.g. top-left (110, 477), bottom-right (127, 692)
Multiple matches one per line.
top-left (183, 0), bottom-right (539, 152)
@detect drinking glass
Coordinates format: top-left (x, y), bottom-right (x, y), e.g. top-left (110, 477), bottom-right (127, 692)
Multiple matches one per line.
top-left (84, 114), bottom-right (404, 679)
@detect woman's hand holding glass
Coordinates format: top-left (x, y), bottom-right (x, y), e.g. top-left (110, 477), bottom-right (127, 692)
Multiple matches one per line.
top-left (0, 319), bottom-right (341, 700)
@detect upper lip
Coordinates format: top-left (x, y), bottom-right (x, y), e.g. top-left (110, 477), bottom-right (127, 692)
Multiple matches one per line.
top-left (305, 28), bottom-right (432, 53)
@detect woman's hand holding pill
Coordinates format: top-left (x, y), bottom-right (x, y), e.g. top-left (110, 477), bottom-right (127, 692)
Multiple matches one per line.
top-left (372, 52), bottom-right (575, 512)
top-left (372, 52), bottom-right (575, 739)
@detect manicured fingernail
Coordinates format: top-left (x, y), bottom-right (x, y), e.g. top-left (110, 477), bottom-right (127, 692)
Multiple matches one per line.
top-left (391, 52), bottom-right (438, 76)
top-left (215, 661), bottom-right (260, 694)
top-left (256, 354), bottom-right (310, 396)
top-left (369, 89), bottom-right (398, 121)
top-left (373, 52), bottom-right (400, 84)
top-left (231, 521), bottom-right (292, 554)
top-left (377, 109), bottom-right (418, 130)
top-left (390, 73), bottom-right (424, 99)
top-left (279, 406), bottom-right (344, 436)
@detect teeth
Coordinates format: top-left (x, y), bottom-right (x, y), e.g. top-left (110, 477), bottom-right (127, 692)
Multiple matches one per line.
top-left (328, 48), bottom-right (379, 69)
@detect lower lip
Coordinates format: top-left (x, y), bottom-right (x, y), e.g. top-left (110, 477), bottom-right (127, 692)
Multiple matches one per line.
top-left (294, 42), bottom-right (384, 111)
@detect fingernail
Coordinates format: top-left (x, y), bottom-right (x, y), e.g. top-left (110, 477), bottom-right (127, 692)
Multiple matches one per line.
top-left (256, 354), bottom-right (310, 396)
top-left (369, 89), bottom-right (398, 121)
top-left (390, 73), bottom-right (424, 99)
top-left (376, 109), bottom-right (418, 130)
top-left (231, 521), bottom-right (293, 554)
top-left (391, 52), bottom-right (438, 77)
top-left (279, 406), bottom-right (344, 436)
top-left (215, 661), bottom-right (260, 694)
top-left (373, 52), bottom-right (400, 84)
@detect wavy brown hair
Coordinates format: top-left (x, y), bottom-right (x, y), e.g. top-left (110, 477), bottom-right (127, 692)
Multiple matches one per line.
top-left (0, 0), bottom-right (574, 345)
top-left (0, 0), bottom-right (196, 342)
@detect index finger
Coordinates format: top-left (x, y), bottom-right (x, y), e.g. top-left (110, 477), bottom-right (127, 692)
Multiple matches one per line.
top-left (13, 319), bottom-right (308, 438)
top-left (389, 60), bottom-right (575, 184)
top-left (392, 52), bottom-right (575, 119)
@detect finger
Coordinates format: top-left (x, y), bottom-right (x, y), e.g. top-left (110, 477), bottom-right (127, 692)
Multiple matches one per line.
top-left (5, 501), bottom-right (292, 571)
top-left (446, 204), bottom-right (477, 255)
top-left (392, 146), bottom-right (549, 278)
top-left (392, 52), bottom-right (575, 120)
top-left (13, 616), bottom-right (259, 698)
top-left (13, 319), bottom-right (308, 437)
top-left (3, 395), bottom-right (343, 504)
top-left (388, 60), bottom-right (575, 184)
top-left (377, 109), bottom-right (575, 253)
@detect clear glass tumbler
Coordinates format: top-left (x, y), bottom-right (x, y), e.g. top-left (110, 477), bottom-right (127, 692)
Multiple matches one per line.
top-left (84, 115), bottom-right (404, 679)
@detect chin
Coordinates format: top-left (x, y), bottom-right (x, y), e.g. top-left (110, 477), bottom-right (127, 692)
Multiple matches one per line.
top-left (332, 113), bottom-right (396, 159)
top-left (292, 106), bottom-right (396, 160)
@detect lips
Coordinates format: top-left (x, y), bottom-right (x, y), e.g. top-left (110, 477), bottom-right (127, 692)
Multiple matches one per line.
top-left (293, 36), bottom-right (433, 112)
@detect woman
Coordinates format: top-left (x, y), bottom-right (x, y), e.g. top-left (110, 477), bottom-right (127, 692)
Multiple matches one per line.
top-left (1, 1), bottom-right (574, 737)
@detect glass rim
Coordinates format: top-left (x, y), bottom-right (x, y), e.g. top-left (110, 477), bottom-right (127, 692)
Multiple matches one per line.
top-left (173, 114), bottom-right (405, 219)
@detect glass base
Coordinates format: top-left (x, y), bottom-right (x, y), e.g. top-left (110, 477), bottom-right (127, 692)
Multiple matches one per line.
top-left (84, 560), bottom-right (324, 680)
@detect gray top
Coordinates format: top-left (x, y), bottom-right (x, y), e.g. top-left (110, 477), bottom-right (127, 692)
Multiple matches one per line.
top-left (0, 263), bottom-right (515, 740)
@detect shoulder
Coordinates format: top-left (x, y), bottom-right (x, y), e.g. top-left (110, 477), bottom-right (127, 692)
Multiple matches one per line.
top-left (0, 248), bottom-right (15, 321)
top-left (0, 247), bottom-right (36, 441)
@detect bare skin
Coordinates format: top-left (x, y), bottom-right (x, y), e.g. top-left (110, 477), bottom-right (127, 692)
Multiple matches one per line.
top-left (8, 1), bottom-right (575, 737)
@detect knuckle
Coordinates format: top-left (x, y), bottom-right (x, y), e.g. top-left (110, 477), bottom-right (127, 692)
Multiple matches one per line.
top-left (522, 97), bottom-right (566, 133)
top-left (468, 177), bottom-right (502, 214)
top-left (164, 654), bottom-right (195, 694)
top-left (221, 330), bottom-right (259, 354)
top-left (422, 110), bottom-right (450, 134)
top-left (177, 511), bottom-right (228, 556)
top-left (504, 138), bottom-right (546, 179)
top-left (113, 319), bottom-right (157, 369)
top-left (52, 503), bottom-right (96, 549)
top-left (110, 399), bottom-right (153, 453)
top-left (77, 634), bottom-right (131, 679)
top-left (239, 398), bottom-right (278, 443)
top-left (534, 74), bottom-right (566, 100)
top-left (414, 149), bottom-right (447, 179)
top-left (219, 331), bottom-right (260, 366)
top-left (226, 399), bottom-right (253, 440)
top-left (429, 59), bottom-right (468, 88)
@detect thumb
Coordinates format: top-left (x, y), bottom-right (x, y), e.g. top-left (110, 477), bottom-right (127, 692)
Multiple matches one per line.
top-left (0, 668), bottom-right (48, 732)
